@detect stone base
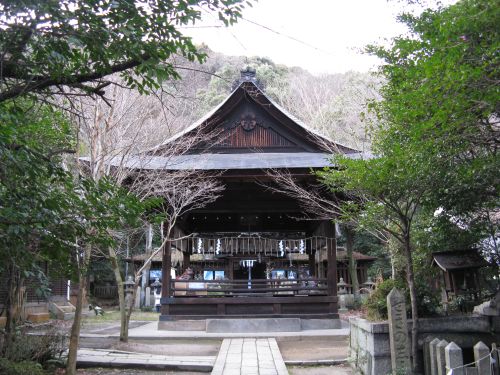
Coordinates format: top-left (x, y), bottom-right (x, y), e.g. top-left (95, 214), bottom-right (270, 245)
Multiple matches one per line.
top-left (158, 317), bottom-right (342, 333)
top-left (27, 313), bottom-right (50, 323)
top-left (301, 318), bottom-right (342, 330)
top-left (206, 318), bottom-right (301, 333)
top-left (158, 319), bottom-right (207, 331)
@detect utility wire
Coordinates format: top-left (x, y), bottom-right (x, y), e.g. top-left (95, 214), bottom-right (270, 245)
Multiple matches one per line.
top-left (241, 17), bottom-right (334, 56)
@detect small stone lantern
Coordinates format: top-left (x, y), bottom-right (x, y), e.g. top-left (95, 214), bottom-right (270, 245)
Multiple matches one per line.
top-left (362, 277), bottom-right (376, 291)
top-left (124, 276), bottom-right (135, 309)
top-left (151, 278), bottom-right (162, 294)
top-left (337, 277), bottom-right (348, 313)
top-left (151, 278), bottom-right (162, 313)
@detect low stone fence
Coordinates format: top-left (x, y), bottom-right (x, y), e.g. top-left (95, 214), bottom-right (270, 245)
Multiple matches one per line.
top-left (349, 316), bottom-right (500, 375)
top-left (423, 339), bottom-right (499, 375)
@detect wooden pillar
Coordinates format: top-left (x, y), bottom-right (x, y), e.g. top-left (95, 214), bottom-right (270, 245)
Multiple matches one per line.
top-left (308, 251), bottom-right (316, 278)
top-left (183, 251), bottom-right (190, 272)
top-left (161, 235), bottom-right (172, 299)
top-left (326, 221), bottom-right (337, 296)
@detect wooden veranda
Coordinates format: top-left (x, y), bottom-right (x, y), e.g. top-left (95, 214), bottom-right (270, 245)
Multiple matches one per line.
top-left (160, 234), bottom-right (339, 320)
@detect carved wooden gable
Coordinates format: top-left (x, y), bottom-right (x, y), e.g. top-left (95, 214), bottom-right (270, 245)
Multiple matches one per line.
top-left (203, 99), bottom-right (312, 152)
top-left (158, 71), bottom-right (356, 157)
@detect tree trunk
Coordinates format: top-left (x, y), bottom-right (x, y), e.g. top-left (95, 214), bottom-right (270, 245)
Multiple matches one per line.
top-left (108, 246), bottom-right (127, 342)
top-left (2, 263), bottom-right (24, 356)
top-left (125, 279), bottom-right (139, 328)
top-left (345, 226), bottom-right (359, 298)
top-left (66, 244), bottom-right (91, 375)
top-left (403, 231), bottom-right (419, 374)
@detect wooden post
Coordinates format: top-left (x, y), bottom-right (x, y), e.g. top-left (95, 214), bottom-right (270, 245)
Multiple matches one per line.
top-left (161, 238), bottom-right (172, 299)
top-left (326, 221), bottom-right (337, 297)
top-left (308, 251), bottom-right (316, 278)
top-left (183, 251), bottom-right (190, 272)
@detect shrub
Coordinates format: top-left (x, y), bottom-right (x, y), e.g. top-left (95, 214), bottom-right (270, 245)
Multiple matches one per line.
top-left (0, 323), bottom-right (66, 364)
top-left (364, 279), bottom-right (405, 321)
top-left (0, 358), bottom-right (48, 375)
top-left (364, 278), bottom-right (441, 321)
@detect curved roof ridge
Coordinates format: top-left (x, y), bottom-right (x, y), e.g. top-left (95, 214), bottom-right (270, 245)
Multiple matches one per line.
top-left (150, 80), bottom-right (360, 154)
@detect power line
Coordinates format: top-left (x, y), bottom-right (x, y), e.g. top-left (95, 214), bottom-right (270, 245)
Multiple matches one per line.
top-left (241, 17), bottom-right (334, 56)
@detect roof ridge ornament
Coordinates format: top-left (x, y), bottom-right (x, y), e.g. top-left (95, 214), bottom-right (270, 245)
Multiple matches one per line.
top-left (231, 66), bottom-right (264, 91)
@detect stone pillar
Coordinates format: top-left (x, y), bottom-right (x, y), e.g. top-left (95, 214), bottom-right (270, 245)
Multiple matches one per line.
top-left (423, 337), bottom-right (433, 375)
top-left (445, 342), bottom-right (464, 375)
top-left (491, 343), bottom-right (499, 375)
top-left (429, 338), bottom-right (441, 375)
top-left (145, 287), bottom-right (151, 307)
top-left (134, 286), bottom-right (141, 309)
top-left (387, 288), bottom-right (411, 375)
top-left (473, 341), bottom-right (490, 375)
top-left (436, 339), bottom-right (449, 375)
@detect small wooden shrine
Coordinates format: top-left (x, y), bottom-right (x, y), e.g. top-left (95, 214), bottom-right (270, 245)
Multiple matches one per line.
top-left (133, 68), bottom-right (365, 321)
top-left (432, 249), bottom-right (490, 302)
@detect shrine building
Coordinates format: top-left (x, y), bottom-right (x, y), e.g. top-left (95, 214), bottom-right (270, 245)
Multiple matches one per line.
top-left (130, 68), bottom-right (367, 326)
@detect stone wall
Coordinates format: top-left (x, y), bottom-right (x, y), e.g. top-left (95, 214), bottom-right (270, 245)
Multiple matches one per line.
top-left (349, 316), bottom-right (500, 375)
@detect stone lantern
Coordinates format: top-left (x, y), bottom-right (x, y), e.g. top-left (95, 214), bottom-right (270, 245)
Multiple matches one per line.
top-left (362, 277), bottom-right (376, 291)
top-left (124, 276), bottom-right (135, 310)
top-left (151, 278), bottom-right (162, 312)
top-left (337, 277), bottom-right (348, 313)
top-left (151, 278), bottom-right (162, 294)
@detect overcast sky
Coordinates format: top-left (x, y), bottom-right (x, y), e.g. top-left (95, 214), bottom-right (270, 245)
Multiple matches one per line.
top-left (179, 0), bottom-right (414, 74)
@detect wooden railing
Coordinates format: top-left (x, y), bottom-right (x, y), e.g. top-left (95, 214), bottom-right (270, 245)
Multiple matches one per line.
top-left (93, 285), bottom-right (118, 299)
top-left (170, 278), bottom-right (328, 297)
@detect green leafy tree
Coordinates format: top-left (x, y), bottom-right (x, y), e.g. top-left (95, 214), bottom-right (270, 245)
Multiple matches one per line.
top-left (0, 0), bottom-right (250, 102)
top-left (322, 0), bottom-right (499, 371)
top-left (368, 0), bottom-right (499, 261)
top-left (0, 102), bottom-right (153, 373)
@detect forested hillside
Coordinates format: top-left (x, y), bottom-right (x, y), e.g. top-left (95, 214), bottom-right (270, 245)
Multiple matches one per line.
top-left (162, 47), bottom-right (382, 150)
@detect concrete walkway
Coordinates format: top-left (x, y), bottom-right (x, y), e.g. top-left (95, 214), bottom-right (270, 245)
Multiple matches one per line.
top-left (76, 348), bottom-right (215, 372)
top-left (211, 338), bottom-right (288, 375)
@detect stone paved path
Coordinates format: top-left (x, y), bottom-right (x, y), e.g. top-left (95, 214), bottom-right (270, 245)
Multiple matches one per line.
top-left (211, 338), bottom-right (288, 375)
top-left (77, 348), bottom-right (214, 372)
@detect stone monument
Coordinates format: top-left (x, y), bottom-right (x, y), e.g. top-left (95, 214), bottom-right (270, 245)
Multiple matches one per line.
top-left (387, 287), bottom-right (411, 375)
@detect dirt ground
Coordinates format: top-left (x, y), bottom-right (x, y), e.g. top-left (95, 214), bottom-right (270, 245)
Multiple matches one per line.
top-left (288, 364), bottom-right (353, 375)
top-left (112, 339), bottom-right (221, 357)
top-left (76, 365), bottom-right (353, 375)
top-left (278, 337), bottom-right (349, 361)
top-left (76, 370), bottom-right (205, 375)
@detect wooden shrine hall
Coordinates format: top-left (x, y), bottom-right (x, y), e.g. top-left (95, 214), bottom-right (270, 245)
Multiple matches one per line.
top-left (132, 68), bottom-right (364, 323)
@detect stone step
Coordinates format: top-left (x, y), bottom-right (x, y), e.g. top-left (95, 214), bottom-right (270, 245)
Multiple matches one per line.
top-left (207, 318), bottom-right (301, 333)
top-left (63, 312), bottom-right (75, 320)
